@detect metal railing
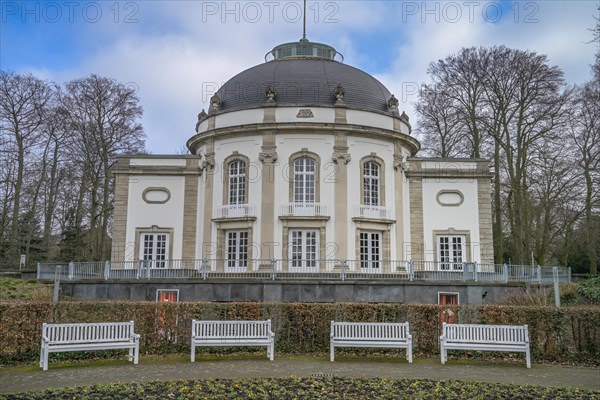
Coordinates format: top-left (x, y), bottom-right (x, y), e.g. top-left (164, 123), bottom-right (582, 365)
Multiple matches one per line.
top-left (37, 259), bottom-right (571, 284)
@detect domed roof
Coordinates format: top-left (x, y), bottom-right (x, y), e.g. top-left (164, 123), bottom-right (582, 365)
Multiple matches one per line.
top-left (214, 40), bottom-right (394, 114)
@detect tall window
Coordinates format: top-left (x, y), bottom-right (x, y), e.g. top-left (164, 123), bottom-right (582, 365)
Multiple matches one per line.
top-left (294, 157), bottom-right (316, 203)
top-left (228, 160), bottom-right (246, 205)
top-left (289, 230), bottom-right (318, 269)
top-left (360, 232), bottom-right (381, 270)
top-left (226, 230), bottom-right (248, 270)
top-left (363, 162), bottom-right (380, 206)
top-left (438, 236), bottom-right (465, 270)
top-left (140, 233), bottom-right (169, 268)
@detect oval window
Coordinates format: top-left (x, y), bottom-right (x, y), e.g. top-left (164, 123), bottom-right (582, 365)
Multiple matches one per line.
top-left (142, 188), bottom-right (171, 204)
top-left (436, 190), bottom-right (464, 207)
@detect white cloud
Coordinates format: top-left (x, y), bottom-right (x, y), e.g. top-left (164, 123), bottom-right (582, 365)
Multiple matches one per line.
top-left (13, 1), bottom-right (596, 153)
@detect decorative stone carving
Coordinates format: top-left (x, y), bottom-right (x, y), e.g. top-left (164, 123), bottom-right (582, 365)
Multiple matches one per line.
top-left (259, 149), bottom-right (278, 164)
top-left (400, 111), bottom-right (409, 122)
top-left (195, 109), bottom-right (208, 131)
top-left (265, 84), bottom-right (276, 103)
top-left (332, 150), bottom-right (351, 165)
top-left (393, 154), bottom-right (404, 171)
top-left (209, 94), bottom-right (221, 113)
top-left (388, 95), bottom-right (399, 115)
top-left (201, 152), bottom-right (216, 172)
top-left (334, 84), bottom-right (345, 104)
top-left (296, 109), bottom-right (314, 118)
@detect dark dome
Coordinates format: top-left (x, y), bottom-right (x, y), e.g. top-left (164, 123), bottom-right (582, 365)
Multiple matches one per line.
top-left (215, 58), bottom-right (393, 114)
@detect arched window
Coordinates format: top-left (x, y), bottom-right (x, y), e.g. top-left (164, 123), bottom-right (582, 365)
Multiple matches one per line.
top-left (363, 161), bottom-right (380, 206)
top-left (294, 157), bottom-right (316, 203)
top-left (228, 160), bottom-right (246, 205)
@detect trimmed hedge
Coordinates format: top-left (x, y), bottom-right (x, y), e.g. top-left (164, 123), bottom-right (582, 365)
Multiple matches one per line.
top-left (1, 302), bottom-right (598, 365)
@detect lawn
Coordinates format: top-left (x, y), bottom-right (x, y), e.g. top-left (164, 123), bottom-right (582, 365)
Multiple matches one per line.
top-left (0, 277), bottom-right (52, 301)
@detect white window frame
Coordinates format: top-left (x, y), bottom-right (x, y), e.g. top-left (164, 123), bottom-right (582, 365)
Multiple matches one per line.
top-left (226, 230), bottom-right (249, 271)
top-left (363, 161), bottom-right (380, 206)
top-left (289, 229), bottom-right (319, 270)
top-left (228, 160), bottom-right (246, 205)
top-left (437, 235), bottom-right (465, 271)
top-left (438, 292), bottom-right (460, 305)
top-left (359, 231), bottom-right (381, 272)
top-left (156, 289), bottom-right (179, 302)
top-left (140, 232), bottom-right (170, 268)
top-left (294, 157), bottom-right (316, 203)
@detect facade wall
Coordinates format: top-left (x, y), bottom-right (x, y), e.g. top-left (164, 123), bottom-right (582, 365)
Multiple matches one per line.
top-left (126, 175), bottom-right (186, 260)
top-left (59, 280), bottom-right (525, 305)
top-left (421, 179), bottom-right (481, 262)
top-left (112, 110), bottom-right (492, 268)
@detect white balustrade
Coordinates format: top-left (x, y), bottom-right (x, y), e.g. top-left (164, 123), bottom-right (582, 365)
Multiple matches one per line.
top-left (353, 205), bottom-right (392, 220)
top-left (280, 203), bottom-right (328, 217)
top-left (214, 204), bottom-right (256, 219)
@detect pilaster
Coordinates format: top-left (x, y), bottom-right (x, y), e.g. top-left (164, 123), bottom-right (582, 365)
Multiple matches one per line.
top-left (259, 131), bottom-right (278, 260)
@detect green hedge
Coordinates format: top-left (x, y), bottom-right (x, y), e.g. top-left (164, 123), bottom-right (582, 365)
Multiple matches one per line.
top-left (1, 302), bottom-right (598, 365)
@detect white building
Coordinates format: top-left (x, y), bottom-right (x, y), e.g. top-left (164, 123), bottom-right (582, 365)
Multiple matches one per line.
top-left (110, 38), bottom-right (494, 275)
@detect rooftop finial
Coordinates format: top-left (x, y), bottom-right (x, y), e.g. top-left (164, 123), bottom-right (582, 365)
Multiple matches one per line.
top-left (303, 0), bottom-right (307, 40)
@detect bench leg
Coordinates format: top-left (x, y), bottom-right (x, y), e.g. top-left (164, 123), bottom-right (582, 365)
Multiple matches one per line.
top-left (42, 348), bottom-right (48, 371)
top-left (330, 345), bottom-right (335, 362)
top-left (268, 342), bottom-right (274, 361)
top-left (133, 344), bottom-right (139, 365)
top-left (440, 345), bottom-right (446, 364)
top-left (191, 344), bottom-right (196, 363)
top-left (407, 344), bottom-right (413, 364)
top-left (40, 348), bottom-right (48, 371)
top-left (526, 347), bottom-right (531, 369)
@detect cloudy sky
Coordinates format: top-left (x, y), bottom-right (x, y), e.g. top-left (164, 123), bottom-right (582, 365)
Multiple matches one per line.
top-left (1, 0), bottom-right (597, 153)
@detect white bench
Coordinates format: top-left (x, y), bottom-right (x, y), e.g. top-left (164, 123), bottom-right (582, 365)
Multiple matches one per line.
top-left (330, 321), bottom-right (413, 363)
top-left (40, 321), bottom-right (140, 371)
top-left (191, 320), bottom-right (275, 362)
top-left (440, 322), bottom-right (531, 368)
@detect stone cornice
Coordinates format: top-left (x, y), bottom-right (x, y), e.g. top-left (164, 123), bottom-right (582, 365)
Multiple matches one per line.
top-left (404, 170), bottom-right (494, 179)
top-left (112, 165), bottom-right (202, 176)
top-left (212, 216), bottom-right (257, 223)
top-left (351, 217), bottom-right (396, 225)
top-left (278, 215), bottom-right (331, 222)
top-left (187, 122), bottom-right (420, 155)
top-left (404, 158), bottom-right (493, 179)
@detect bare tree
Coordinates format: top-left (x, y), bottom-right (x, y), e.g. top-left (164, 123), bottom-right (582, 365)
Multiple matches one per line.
top-left (484, 47), bottom-right (570, 265)
top-left (416, 47), bottom-right (572, 266)
top-left (415, 84), bottom-right (464, 157)
top-left (418, 47), bottom-right (491, 158)
top-left (569, 72), bottom-right (600, 275)
top-left (0, 71), bottom-right (54, 266)
top-left (60, 75), bottom-right (145, 260)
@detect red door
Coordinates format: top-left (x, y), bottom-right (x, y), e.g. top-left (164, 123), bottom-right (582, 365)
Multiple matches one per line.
top-left (439, 293), bottom-right (458, 324)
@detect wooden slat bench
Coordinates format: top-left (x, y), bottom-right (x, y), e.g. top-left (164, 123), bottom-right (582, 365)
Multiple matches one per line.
top-left (191, 320), bottom-right (275, 362)
top-left (40, 321), bottom-right (140, 371)
top-left (440, 322), bottom-right (531, 368)
top-left (330, 321), bottom-right (413, 363)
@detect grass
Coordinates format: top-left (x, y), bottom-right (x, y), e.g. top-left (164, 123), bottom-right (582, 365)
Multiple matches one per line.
top-left (0, 277), bottom-right (52, 301)
top-left (1, 377), bottom-right (598, 399)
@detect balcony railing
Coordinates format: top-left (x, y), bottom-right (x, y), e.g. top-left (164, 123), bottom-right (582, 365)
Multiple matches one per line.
top-left (354, 205), bottom-right (392, 220)
top-left (280, 203), bottom-right (329, 217)
top-left (37, 259), bottom-right (571, 284)
top-left (214, 204), bottom-right (256, 219)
